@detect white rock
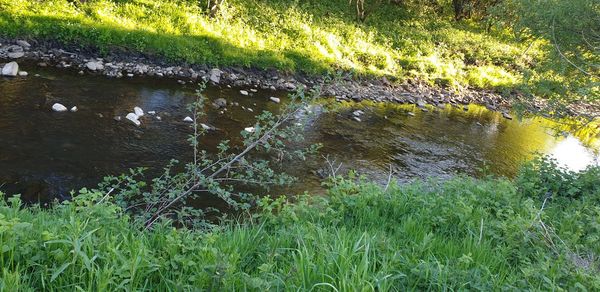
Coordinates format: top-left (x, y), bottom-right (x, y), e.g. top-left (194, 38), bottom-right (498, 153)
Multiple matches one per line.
top-left (1, 62), bottom-right (19, 76)
top-left (250, 89), bottom-right (258, 93)
top-left (134, 106), bottom-right (144, 117)
top-left (247, 108), bottom-right (253, 112)
top-left (147, 111), bottom-right (156, 115)
top-left (52, 103), bottom-right (68, 112)
top-left (70, 106), bottom-right (78, 112)
top-left (156, 116), bottom-right (162, 121)
top-left (353, 117), bottom-right (361, 122)
top-left (85, 61), bottom-right (97, 71)
top-left (269, 97), bottom-right (281, 103)
top-left (125, 113), bottom-right (141, 126)
top-left (7, 52), bottom-right (24, 59)
top-left (244, 127), bottom-right (255, 133)
top-left (18, 71), bottom-right (28, 77)
top-left (353, 110), bottom-right (364, 117)
top-left (240, 90), bottom-right (249, 96)
top-left (183, 116), bottom-right (194, 122)
top-left (200, 123), bottom-right (212, 130)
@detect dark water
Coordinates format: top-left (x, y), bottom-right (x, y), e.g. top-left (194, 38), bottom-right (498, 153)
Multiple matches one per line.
top-left (1, 64), bottom-right (599, 203)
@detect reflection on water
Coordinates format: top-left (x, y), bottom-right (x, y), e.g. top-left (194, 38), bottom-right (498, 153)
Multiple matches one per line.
top-left (0, 65), bottom-right (599, 203)
top-left (549, 136), bottom-right (599, 171)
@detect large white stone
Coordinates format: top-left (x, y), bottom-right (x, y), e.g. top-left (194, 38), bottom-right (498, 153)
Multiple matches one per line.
top-left (52, 103), bottom-right (68, 112)
top-left (126, 113), bottom-right (141, 126)
top-left (1, 62), bottom-right (19, 76)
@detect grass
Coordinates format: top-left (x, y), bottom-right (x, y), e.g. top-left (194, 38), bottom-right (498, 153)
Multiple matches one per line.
top-left (1, 158), bottom-right (600, 290)
top-left (1, 0), bottom-right (596, 107)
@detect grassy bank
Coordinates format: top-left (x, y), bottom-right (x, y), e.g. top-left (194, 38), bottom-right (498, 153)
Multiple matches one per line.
top-left (1, 0), bottom-right (596, 106)
top-left (1, 158), bottom-right (600, 290)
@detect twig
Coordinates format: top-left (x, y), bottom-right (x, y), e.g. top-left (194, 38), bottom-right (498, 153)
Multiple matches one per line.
top-left (384, 164), bottom-right (394, 192)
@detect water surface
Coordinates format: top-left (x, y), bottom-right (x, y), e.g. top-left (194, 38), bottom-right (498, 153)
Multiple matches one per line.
top-left (1, 65), bottom-right (598, 203)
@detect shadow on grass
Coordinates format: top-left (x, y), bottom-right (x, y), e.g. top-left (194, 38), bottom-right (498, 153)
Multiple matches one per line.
top-left (0, 12), bottom-right (332, 74)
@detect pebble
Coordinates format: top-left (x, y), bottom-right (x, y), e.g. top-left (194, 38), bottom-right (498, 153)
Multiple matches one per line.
top-left (244, 127), bottom-right (255, 133)
top-left (125, 113), bottom-right (141, 126)
top-left (147, 111), bottom-right (156, 115)
top-left (269, 97), bottom-right (281, 103)
top-left (70, 106), bottom-right (78, 112)
top-left (52, 103), bottom-right (68, 112)
top-left (7, 51), bottom-right (24, 59)
top-left (134, 106), bottom-right (144, 117)
top-left (16, 40), bottom-right (31, 47)
top-left (502, 112), bottom-right (513, 120)
top-left (240, 90), bottom-right (249, 96)
top-left (183, 116), bottom-right (194, 122)
top-left (200, 123), bottom-right (212, 130)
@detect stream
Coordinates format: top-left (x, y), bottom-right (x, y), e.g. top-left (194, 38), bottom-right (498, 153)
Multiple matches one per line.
top-left (1, 64), bottom-right (599, 203)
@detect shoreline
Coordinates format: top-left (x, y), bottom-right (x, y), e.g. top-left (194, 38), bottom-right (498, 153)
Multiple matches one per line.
top-left (1, 38), bottom-right (596, 118)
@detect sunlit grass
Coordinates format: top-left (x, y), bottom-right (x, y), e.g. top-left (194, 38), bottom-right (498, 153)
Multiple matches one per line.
top-left (1, 0), bottom-right (595, 105)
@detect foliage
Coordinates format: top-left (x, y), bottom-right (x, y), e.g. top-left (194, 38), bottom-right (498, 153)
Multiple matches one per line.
top-left (96, 84), bottom-right (320, 229)
top-left (1, 158), bottom-right (600, 290)
top-left (516, 155), bottom-right (600, 200)
top-left (491, 0), bottom-right (600, 109)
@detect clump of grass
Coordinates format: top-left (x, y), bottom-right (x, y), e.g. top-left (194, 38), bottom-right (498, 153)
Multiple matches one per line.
top-left (1, 158), bottom-right (599, 290)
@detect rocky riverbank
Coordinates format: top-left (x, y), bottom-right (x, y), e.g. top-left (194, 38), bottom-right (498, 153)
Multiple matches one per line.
top-left (1, 38), bottom-right (597, 117)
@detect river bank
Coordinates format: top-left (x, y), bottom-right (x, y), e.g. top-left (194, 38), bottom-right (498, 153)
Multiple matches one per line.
top-left (4, 37), bottom-right (594, 118)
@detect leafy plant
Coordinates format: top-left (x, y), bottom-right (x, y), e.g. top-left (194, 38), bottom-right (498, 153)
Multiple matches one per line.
top-left (98, 84), bottom-right (320, 229)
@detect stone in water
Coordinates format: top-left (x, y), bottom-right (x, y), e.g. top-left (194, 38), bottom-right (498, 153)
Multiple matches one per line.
top-left (52, 103), bottom-right (68, 112)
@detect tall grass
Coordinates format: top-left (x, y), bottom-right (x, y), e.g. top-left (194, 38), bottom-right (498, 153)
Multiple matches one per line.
top-left (1, 159), bottom-right (599, 290)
